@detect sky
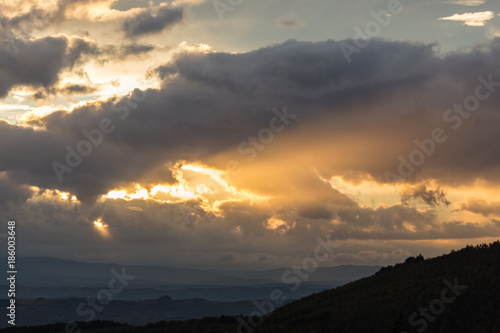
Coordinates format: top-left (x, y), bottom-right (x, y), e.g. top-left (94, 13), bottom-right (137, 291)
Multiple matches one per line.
top-left (1, 0), bottom-right (500, 269)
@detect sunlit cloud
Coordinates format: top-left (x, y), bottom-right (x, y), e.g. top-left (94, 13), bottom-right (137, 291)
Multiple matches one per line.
top-left (101, 163), bottom-right (268, 216)
top-left (27, 188), bottom-right (79, 204)
top-left (439, 11), bottom-right (495, 26)
top-left (266, 217), bottom-right (292, 234)
top-left (93, 218), bottom-right (110, 237)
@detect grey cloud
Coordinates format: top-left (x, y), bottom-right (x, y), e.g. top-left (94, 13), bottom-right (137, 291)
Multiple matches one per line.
top-left (460, 199), bottom-right (500, 217)
top-left (401, 185), bottom-right (451, 207)
top-left (61, 83), bottom-right (99, 94)
top-left (0, 176), bottom-right (34, 209)
top-left (297, 206), bottom-right (334, 220)
top-left (0, 33), bottom-right (98, 98)
top-left (122, 6), bottom-right (184, 38)
top-left (276, 13), bottom-right (305, 29)
top-left (0, 114), bottom-right (165, 203)
top-left (97, 43), bottom-right (158, 60)
top-left (169, 39), bottom-right (438, 103)
top-left (1, 0), bottom-right (110, 32)
top-left (150, 65), bottom-right (177, 80)
top-left (1, 0), bottom-right (186, 42)
top-left (34, 83), bottom-right (99, 99)
top-left (117, 44), bottom-right (157, 57)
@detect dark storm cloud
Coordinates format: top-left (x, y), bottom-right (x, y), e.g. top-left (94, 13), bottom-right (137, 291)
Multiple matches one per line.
top-left (169, 38), bottom-right (438, 104)
top-left (122, 6), bottom-right (184, 38)
top-left (0, 33), bottom-right (98, 97)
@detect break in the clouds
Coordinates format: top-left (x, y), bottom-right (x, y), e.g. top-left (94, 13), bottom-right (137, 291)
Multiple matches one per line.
top-left (440, 11), bottom-right (495, 26)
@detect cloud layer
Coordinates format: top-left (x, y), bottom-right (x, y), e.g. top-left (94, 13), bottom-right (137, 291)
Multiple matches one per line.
top-left (1, 36), bottom-right (500, 267)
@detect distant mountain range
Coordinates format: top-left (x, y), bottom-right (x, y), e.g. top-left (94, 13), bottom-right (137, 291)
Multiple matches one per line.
top-left (4, 241), bottom-right (499, 333)
top-left (0, 257), bottom-right (380, 288)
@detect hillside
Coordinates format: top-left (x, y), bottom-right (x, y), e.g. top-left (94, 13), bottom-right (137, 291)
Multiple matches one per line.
top-left (3, 240), bottom-right (499, 333)
top-left (256, 240), bottom-right (500, 332)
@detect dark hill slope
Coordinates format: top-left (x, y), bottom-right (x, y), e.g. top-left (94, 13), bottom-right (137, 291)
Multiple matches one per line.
top-left (257, 241), bottom-right (500, 333)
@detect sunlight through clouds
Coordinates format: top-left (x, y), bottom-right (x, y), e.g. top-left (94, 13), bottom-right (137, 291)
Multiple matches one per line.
top-left (101, 163), bottom-right (268, 216)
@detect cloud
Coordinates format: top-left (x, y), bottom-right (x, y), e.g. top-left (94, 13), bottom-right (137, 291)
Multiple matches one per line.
top-left (0, 32), bottom-right (98, 98)
top-left (33, 83), bottom-right (99, 99)
top-left (122, 5), bottom-right (184, 38)
top-left (444, 0), bottom-right (488, 6)
top-left (460, 199), bottom-right (500, 217)
top-left (439, 11), bottom-right (495, 26)
top-left (2, 37), bottom-right (500, 199)
top-left (275, 13), bottom-right (306, 29)
top-left (0, 174), bottom-right (34, 209)
top-left (401, 185), bottom-right (451, 207)
top-left (2, 38), bottom-right (500, 266)
top-left (0, 0), bottom-right (117, 32)
top-left (0, 0), bottom-right (188, 40)
top-left (1, 183), bottom-right (498, 269)
top-left (171, 0), bottom-right (207, 5)
top-left (116, 44), bottom-right (157, 57)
